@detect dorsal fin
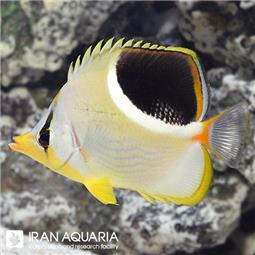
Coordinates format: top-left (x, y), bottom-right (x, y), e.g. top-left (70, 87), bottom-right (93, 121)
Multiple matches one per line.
top-left (67, 38), bottom-right (202, 81)
top-left (68, 38), bottom-right (182, 81)
top-left (67, 37), bottom-right (142, 81)
top-left (142, 43), bottom-right (151, 49)
top-left (92, 39), bottom-right (104, 56)
top-left (111, 38), bottom-right (125, 49)
top-left (66, 38), bottom-right (210, 122)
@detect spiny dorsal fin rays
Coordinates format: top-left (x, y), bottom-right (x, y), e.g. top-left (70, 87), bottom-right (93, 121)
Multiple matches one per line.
top-left (101, 37), bottom-right (114, 52)
top-left (133, 40), bottom-right (143, 48)
top-left (92, 39), bottom-right (104, 56)
top-left (81, 45), bottom-right (92, 66)
top-left (111, 38), bottom-right (125, 50)
top-left (68, 55), bottom-right (81, 80)
top-left (150, 44), bottom-right (158, 49)
top-left (142, 43), bottom-right (151, 49)
top-left (67, 38), bottom-right (198, 81)
top-left (157, 45), bottom-right (166, 50)
top-left (122, 38), bottom-right (134, 48)
top-left (67, 37), bottom-right (127, 81)
top-left (67, 62), bottom-right (74, 80)
top-left (74, 55), bottom-right (81, 71)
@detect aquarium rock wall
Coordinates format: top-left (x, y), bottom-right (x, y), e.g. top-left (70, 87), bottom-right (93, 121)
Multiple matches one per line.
top-left (1, 1), bottom-right (255, 255)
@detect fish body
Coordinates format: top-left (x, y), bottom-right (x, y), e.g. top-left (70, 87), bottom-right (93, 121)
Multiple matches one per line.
top-left (9, 39), bottom-right (249, 205)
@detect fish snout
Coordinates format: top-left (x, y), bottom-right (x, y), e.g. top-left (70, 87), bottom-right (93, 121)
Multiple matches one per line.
top-left (8, 142), bottom-right (21, 152)
top-left (9, 133), bottom-right (35, 152)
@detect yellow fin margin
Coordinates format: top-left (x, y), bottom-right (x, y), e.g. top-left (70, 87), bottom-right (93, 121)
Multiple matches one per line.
top-left (165, 46), bottom-right (200, 64)
top-left (168, 145), bottom-right (212, 205)
top-left (165, 46), bottom-right (204, 121)
top-left (138, 191), bottom-right (156, 204)
top-left (137, 146), bottom-right (212, 206)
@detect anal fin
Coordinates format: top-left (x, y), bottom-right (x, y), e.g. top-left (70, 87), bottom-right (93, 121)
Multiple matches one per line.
top-left (153, 195), bottom-right (173, 205)
top-left (138, 191), bottom-right (156, 204)
top-left (137, 145), bottom-right (212, 206)
top-left (84, 177), bottom-right (117, 205)
top-left (138, 191), bottom-right (173, 205)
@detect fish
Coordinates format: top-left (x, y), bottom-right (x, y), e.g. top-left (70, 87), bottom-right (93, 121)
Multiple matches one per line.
top-left (9, 38), bottom-right (250, 205)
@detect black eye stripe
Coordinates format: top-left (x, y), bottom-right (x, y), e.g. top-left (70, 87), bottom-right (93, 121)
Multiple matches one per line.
top-left (39, 129), bottom-right (50, 151)
top-left (38, 110), bottom-right (53, 151)
top-left (41, 110), bottom-right (53, 131)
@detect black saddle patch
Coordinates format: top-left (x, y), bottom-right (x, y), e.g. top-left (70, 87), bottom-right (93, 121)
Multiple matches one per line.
top-left (116, 48), bottom-right (198, 125)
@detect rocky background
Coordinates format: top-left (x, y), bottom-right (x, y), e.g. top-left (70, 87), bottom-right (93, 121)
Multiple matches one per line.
top-left (1, 1), bottom-right (255, 255)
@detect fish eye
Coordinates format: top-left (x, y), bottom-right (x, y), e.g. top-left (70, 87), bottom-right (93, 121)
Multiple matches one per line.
top-left (38, 129), bottom-right (50, 151)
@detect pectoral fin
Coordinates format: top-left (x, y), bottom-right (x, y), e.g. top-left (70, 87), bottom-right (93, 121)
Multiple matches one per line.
top-left (84, 177), bottom-right (117, 205)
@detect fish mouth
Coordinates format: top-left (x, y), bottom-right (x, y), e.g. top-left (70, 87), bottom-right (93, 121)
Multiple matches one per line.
top-left (9, 142), bottom-right (21, 152)
top-left (9, 136), bottom-right (22, 152)
top-left (8, 134), bottom-right (34, 152)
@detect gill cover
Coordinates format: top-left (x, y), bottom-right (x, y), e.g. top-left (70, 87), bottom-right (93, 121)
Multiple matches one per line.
top-left (9, 101), bottom-right (86, 184)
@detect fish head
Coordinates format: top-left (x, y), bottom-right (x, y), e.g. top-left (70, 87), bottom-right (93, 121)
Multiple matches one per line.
top-left (9, 132), bottom-right (51, 166)
top-left (8, 101), bottom-right (75, 172)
